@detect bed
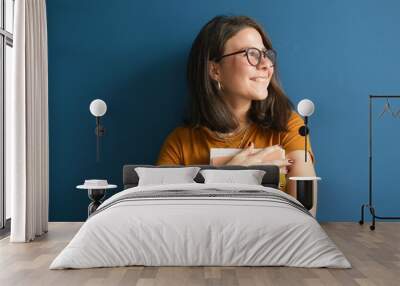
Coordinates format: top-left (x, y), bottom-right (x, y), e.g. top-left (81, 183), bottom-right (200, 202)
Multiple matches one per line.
top-left (50, 165), bottom-right (351, 269)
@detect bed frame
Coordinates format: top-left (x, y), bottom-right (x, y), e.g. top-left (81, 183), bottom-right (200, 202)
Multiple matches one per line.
top-left (123, 164), bottom-right (280, 190)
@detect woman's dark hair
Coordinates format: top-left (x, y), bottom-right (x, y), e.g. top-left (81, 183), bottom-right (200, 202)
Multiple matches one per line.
top-left (185, 15), bottom-right (294, 133)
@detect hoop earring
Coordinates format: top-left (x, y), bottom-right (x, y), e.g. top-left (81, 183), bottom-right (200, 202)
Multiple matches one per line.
top-left (217, 81), bottom-right (222, 91)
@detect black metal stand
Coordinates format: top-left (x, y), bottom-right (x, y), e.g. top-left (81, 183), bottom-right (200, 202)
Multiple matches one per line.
top-left (359, 95), bottom-right (400, 230)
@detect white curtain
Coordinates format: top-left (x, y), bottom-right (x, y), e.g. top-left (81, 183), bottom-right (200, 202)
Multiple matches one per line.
top-left (7, 0), bottom-right (49, 242)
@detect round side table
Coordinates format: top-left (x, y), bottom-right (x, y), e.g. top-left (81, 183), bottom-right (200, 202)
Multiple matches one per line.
top-left (288, 176), bottom-right (321, 210)
top-left (76, 184), bottom-right (117, 217)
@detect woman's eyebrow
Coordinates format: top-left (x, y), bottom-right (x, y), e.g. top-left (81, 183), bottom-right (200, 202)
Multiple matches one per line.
top-left (236, 46), bottom-right (267, 51)
top-left (248, 46), bottom-right (268, 51)
top-left (233, 47), bottom-right (249, 51)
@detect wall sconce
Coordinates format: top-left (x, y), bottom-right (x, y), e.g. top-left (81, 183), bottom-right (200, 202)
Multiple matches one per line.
top-left (297, 99), bottom-right (315, 162)
top-left (89, 99), bottom-right (107, 162)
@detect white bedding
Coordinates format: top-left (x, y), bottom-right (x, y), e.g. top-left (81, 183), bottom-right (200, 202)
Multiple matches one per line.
top-left (50, 183), bottom-right (351, 269)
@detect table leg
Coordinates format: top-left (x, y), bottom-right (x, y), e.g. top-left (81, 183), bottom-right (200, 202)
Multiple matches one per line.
top-left (87, 189), bottom-right (106, 216)
top-left (296, 180), bottom-right (314, 210)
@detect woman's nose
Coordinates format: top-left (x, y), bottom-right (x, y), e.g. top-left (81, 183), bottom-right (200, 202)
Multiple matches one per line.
top-left (257, 55), bottom-right (274, 70)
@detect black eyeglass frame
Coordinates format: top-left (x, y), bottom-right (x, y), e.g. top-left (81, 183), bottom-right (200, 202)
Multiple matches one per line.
top-left (213, 47), bottom-right (276, 67)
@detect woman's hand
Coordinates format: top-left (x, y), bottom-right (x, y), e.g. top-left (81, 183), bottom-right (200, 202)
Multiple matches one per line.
top-left (226, 143), bottom-right (293, 173)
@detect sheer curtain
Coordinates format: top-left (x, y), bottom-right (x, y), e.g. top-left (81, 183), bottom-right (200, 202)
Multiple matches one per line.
top-left (7, 0), bottom-right (49, 242)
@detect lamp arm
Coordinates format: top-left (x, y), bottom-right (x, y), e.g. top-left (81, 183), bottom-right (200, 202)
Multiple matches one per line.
top-left (305, 116), bottom-right (308, 162)
top-left (297, 116), bottom-right (309, 163)
top-left (95, 117), bottom-right (106, 162)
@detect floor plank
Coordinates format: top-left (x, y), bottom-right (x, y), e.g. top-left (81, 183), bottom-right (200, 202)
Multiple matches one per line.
top-left (0, 222), bottom-right (399, 286)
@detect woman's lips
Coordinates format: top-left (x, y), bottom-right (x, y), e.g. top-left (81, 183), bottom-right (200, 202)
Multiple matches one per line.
top-left (250, 77), bottom-right (269, 82)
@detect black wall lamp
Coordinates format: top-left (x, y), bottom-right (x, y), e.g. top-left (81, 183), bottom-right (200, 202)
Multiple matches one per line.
top-left (89, 99), bottom-right (107, 162)
top-left (297, 99), bottom-right (314, 162)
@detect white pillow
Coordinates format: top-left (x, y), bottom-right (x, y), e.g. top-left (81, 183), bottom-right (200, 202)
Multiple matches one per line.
top-left (135, 167), bottom-right (201, 186)
top-left (200, 169), bottom-right (266, 185)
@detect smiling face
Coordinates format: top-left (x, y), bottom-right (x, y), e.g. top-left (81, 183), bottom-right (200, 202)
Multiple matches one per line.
top-left (209, 27), bottom-right (274, 102)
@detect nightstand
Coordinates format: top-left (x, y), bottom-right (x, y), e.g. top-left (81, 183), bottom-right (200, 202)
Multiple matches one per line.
top-left (77, 180), bottom-right (117, 217)
top-left (288, 176), bottom-right (321, 211)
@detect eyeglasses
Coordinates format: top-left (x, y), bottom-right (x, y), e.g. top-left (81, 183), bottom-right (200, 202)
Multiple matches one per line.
top-left (214, 47), bottom-right (276, 67)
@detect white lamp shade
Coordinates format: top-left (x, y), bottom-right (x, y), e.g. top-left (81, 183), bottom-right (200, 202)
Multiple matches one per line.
top-left (89, 99), bottom-right (107, 117)
top-left (297, 99), bottom-right (315, 117)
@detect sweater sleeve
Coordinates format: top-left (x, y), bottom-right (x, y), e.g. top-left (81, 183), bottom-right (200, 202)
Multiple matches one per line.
top-left (156, 128), bottom-right (184, 165)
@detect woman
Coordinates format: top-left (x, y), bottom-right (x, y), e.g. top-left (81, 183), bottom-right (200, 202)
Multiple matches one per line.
top-left (157, 15), bottom-right (316, 199)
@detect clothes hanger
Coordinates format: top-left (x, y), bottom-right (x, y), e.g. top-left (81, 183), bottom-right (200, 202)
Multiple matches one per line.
top-left (378, 97), bottom-right (396, 118)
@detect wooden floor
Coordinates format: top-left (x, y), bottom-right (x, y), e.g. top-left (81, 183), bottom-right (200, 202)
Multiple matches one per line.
top-left (0, 222), bottom-right (399, 286)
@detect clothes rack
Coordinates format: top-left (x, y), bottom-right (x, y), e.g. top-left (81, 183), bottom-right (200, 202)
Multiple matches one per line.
top-left (359, 95), bottom-right (400, 230)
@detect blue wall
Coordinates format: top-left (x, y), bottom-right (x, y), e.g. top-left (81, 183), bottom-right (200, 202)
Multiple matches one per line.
top-left (47, 0), bottom-right (400, 222)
